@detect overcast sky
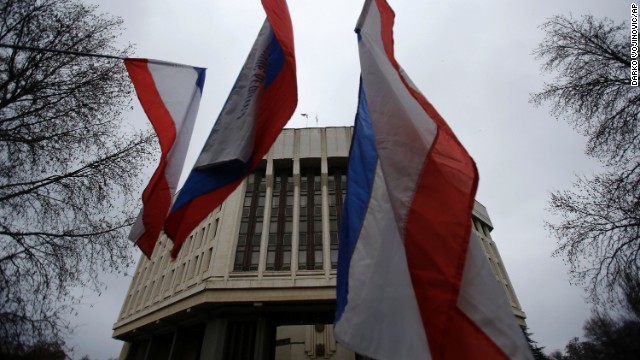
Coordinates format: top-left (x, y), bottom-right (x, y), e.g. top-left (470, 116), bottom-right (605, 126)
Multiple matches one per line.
top-left (72, 0), bottom-right (629, 358)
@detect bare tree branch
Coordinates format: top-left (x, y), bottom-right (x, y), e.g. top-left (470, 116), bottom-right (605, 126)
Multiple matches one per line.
top-left (533, 14), bottom-right (640, 306)
top-left (0, 0), bottom-right (155, 355)
top-left (532, 15), bottom-right (639, 165)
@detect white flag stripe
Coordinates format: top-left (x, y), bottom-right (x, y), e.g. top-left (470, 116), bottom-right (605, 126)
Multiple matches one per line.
top-left (146, 62), bottom-right (202, 191)
top-left (335, 161), bottom-right (430, 359)
top-left (358, 1), bottom-right (438, 233)
top-left (458, 232), bottom-right (532, 359)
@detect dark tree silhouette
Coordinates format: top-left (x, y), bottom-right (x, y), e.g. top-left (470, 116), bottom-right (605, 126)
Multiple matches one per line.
top-left (521, 325), bottom-right (549, 360)
top-left (533, 14), bottom-right (640, 305)
top-left (532, 15), bottom-right (637, 163)
top-left (0, 341), bottom-right (66, 360)
top-left (0, 0), bottom-right (154, 354)
top-left (548, 275), bottom-right (640, 360)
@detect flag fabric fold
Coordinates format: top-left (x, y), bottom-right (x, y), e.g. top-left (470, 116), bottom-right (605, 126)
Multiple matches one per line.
top-left (125, 58), bottom-right (205, 258)
top-left (334, 1), bottom-right (533, 359)
top-left (164, 0), bottom-right (297, 258)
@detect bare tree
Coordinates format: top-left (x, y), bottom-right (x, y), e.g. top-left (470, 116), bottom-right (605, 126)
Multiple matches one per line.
top-left (548, 276), bottom-right (640, 360)
top-left (548, 166), bottom-right (640, 304)
top-left (532, 14), bottom-right (640, 305)
top-left (0, 0), bottom-right (154, 354)
top-left (532, 15), bottom-right (638, 164)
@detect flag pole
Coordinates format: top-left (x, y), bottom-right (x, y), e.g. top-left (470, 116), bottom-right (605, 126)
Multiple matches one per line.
top-left (0, 43), bottom-right (124, 60)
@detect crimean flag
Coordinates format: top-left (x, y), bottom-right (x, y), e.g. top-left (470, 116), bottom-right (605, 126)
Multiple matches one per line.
top-left (125, 59), bottom-right (205, 258)
top-left (334, 1), bottom-right (533, 359)
top-left (164, 0), bottom-right (297, 258)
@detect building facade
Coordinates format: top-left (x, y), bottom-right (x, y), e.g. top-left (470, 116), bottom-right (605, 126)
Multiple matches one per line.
top-left (113, 127), bottom-right (525, 359)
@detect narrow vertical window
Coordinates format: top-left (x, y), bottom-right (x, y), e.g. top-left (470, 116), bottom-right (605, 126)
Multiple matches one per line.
top-left (299, 174), bottom-right (308, 270)
top-left (299, 169), bottom-right (322, 270)
top-left (266, 170), bottom-right (293, 271)
top-left (329, 168), bottom-right (345, 269)
top-left (234, 172), bottom-right (266, 271)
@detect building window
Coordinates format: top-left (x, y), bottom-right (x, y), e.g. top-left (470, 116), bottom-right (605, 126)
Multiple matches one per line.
top-left (234, 164), bottom-right (346, 272)
top-left (299, 169), bottom-right (323, 270)
top-left (328, 168), bottom-right (346, 269)
top-left (234, 172), bottom-right (266, 271)
top-left (266, 170), bottom-right (293, 271)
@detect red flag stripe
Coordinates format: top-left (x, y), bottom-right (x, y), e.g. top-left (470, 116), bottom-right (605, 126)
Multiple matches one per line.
top-left (124, 59), bottom-right (177, 257)
top-left (372, 0), bottom-right (507, 358)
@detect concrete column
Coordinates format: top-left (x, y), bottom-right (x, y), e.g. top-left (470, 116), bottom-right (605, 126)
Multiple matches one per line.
top-left (117, 342), bottom-right (131, 360)
top-left (167, 330), bottom-right (180, 360)
top-left (254, 316), bottom-right (275, 360)
top-left (200, 318), bottom-right (228, 360)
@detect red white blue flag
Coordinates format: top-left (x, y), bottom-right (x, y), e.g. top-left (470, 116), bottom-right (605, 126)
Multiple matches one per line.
top-left (164, 0), bottom-right (297, 258)
top-left (334, 1), bottom-right (533, 359)
top-left (125, 58), bottom-right (205, 257)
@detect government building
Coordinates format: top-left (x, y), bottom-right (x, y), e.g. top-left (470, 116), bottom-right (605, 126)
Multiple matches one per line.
top-left (113, 127), bottom-right (527, 360)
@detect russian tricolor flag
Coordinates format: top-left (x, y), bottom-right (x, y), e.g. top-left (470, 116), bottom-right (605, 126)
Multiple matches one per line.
top-left (164, 0), bottom-right (297, 257)
top-left (334, 1), bottom-right (532, 359)
top-left (125, 59), bottom-right (205, 257)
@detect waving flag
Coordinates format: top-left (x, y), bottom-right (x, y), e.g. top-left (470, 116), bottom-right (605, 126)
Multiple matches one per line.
top-left (125, 58), bottom-right (205, 258)
top-left (164, 0), bottom-right (297, 258)
top-left (334, 1), bottom-right (533, 359)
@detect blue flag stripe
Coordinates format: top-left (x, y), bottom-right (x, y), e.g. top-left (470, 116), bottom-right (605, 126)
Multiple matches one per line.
top-left (335, 79), bottom-right (378, 322)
